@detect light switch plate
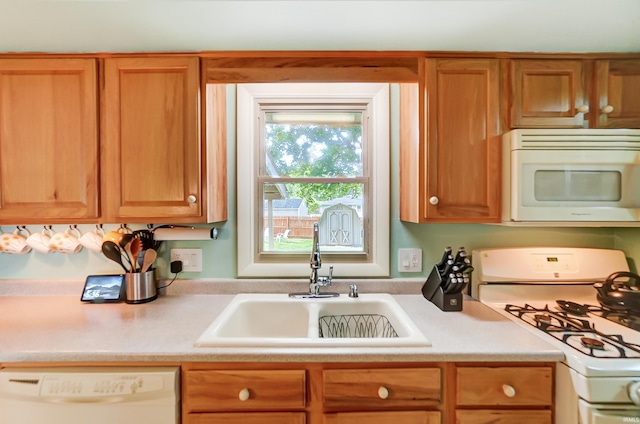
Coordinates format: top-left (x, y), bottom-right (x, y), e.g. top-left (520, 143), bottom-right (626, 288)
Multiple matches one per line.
top-left (170, 248), bottom-right (203, 272)
top-left (398, 248), bottom-right (422, 273)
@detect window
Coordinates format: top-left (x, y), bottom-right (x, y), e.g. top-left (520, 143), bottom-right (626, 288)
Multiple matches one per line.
top-left (237, 83), bottom-right (389, 277)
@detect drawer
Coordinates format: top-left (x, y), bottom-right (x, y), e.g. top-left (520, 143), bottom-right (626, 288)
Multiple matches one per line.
top-left (324, 411), bottom-right (440, 424)
top-left (456, 366), bottom-right (552, 406)
top-left (184, 369), bottom-right (306, 412)
top-left (456, 410), bottom-right (552, 424)
top-left (323, 368), bottom-right (441, 409)
top-left (185, 412), bottom-right (306, 424)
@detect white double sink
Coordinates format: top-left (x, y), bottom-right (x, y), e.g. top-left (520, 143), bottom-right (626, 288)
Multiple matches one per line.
top-left (195, 293), bottom-right (431, 348)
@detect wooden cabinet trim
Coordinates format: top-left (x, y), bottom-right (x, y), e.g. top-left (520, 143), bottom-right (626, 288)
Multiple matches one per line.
top-left (203, 56), bottom-right (420, 83)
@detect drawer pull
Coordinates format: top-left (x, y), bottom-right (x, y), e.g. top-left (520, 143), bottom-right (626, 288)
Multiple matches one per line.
top-left (377, 386), bottom-right (389, 399)
top-left (238, 388), bottom-right (250, 401)
top-left (601, 105), bottom-right (615, 114)
top-left (502, 384), bottom-right (516, 398)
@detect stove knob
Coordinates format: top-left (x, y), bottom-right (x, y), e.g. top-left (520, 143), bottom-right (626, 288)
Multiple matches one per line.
top-left (628, 381), bottom-right (640, 405)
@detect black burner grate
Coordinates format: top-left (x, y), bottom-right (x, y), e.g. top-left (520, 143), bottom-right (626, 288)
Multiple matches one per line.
top-left (505, 304), bottom-right (640, 358)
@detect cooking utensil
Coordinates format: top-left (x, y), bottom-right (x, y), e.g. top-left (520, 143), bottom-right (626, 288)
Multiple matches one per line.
top-left (102, 241), bottom-right (129, 273)
top-left (129, 238), bottom-right (142, 271)
top-left (141, 249), bottom-right (157, 273)
top-left (118, 233), bottom-right (134, 248)
top-left (132, 229), bottom-right (159, 250)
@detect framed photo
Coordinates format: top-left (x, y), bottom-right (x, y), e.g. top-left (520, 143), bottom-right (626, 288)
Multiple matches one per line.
top-left (80, 274), bottom-right (125, 303)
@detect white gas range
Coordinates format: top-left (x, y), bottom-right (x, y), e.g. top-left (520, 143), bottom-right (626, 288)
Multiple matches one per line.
top-left (471, 247), bottom-right (640, 424)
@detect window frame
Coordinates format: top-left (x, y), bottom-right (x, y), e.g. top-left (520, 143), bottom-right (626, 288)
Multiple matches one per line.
top-left (237, 83), bottom-right (389, 278)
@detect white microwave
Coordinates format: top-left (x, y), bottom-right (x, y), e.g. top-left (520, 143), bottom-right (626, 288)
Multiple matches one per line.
top-left (502, 129), bottom-right (640, 225)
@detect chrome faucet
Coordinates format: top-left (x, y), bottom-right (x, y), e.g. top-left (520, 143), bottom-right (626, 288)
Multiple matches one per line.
top-left (289, 223), bottom-right (339, 298)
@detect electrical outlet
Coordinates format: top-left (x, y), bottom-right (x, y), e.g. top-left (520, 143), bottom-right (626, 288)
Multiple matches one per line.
top-left (398, 248), bottom-right (422, 273)
top-left (170, 248), bottom-right (203, 272)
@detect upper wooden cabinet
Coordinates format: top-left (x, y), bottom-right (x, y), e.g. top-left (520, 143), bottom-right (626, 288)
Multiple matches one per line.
top-left (400, 58), bottom-right (501, 223)
top-left (102, 56), bottom-right (205, 223)
top-left (0, 58), bottom-right (99, 223)
top-left (593, 59), bottom-right (640, 128)
top-left (510, 59), bottom-right (588, 128)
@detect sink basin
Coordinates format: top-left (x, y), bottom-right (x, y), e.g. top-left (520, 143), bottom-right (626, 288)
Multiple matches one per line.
top-left (194, 293), bottom-right (431, 348)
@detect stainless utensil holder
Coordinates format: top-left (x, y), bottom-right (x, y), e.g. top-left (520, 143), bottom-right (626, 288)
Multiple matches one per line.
top-left (125, 270), bottom-right (157, 304)
top-left (421, 265), bottom-right (463, 312)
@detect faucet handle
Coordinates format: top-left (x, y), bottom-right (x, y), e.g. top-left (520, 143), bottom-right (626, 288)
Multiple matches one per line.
top-left (349, 284), bottom-right (359, 298)
top-left (318, 266), bottom-right (334, 287)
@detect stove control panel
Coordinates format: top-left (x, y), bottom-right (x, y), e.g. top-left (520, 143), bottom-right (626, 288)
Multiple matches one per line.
top-left (532, 253), bottom-right (577, 272)
top-left (472, 247), bottom-right (629, 283)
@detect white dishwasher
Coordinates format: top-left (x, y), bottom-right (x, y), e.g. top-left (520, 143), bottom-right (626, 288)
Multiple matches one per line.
top-left (0, 367), bottom-right (179, 424)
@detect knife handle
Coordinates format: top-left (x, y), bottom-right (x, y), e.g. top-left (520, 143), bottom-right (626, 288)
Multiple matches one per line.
top-left (441, 259), bottom-right (455, 277)
top-left (453, 247), bottom-right (466, 265)
top-left (436, 246), bottom-right (453, 271)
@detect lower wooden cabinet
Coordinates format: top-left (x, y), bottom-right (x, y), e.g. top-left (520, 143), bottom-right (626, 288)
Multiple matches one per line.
top-left (454, 364), bottom-right (553, 424)
top-left (324, 411), bottom-right (440, 424)
top-left (182, 362), bottom-right (554, 424)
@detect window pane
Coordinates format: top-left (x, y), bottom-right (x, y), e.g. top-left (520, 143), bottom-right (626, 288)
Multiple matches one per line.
top-left (262, 182), bottom-right (365, 253)
top-left (264, 111), bottom-right (363, 178)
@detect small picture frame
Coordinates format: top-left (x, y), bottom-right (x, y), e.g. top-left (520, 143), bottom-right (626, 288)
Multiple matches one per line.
top-left (80, 274), bottom-right (125, 303)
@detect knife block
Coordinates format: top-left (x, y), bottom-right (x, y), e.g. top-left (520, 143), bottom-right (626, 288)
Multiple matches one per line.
top-left (421, 265), bottom-right (463, 312)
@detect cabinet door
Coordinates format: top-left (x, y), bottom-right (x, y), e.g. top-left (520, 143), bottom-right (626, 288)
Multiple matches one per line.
top-left (102, 57), bottom-right (202, 223)
top-left (0, 58), bottom-right (99, 223)
top-left (456, 410), bottom-right (551, 424)
top-left (510, 59), bottom-right (588, 128)
top-left (594, 59), bottom-right (640, 128)
top-left (424, 58), bottom-right (501, 222)
top-left (324, 411), bottom-right (440, 424)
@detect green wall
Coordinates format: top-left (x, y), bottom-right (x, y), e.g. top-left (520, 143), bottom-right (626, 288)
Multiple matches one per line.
top-left (0, 85), bottom-right (635, 281)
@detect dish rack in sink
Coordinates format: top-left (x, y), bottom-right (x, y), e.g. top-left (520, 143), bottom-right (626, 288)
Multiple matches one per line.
top-left (318, 314), bottom-right (398, 338)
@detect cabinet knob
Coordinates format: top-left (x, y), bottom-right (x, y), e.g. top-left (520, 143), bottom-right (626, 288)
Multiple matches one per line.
top-left (187, 195), bottom-right (198, 204)
top-left (429, 196), bottom-right (439, 205)
top-left (576, 105), bottom-right (589, 114)
top-left (601, 105), bottom-right (615, 114)
top-left (377, 386), bottom-right (389, 399)
top-left (502, 384), bottom-right (516, 398)
top-left (628, 381), bottom-right (640, 406)
top-left (238, 388), bottom-right (250, 401)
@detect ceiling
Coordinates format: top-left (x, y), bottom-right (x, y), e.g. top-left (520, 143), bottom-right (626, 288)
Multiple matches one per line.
top-left (1, 0), bottom-right (639, 53)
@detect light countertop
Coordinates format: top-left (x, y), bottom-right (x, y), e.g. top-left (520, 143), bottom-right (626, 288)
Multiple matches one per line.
top-left (0, 279), bottom-right (563, 364)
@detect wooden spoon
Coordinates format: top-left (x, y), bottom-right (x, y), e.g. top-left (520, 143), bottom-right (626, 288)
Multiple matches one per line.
top-left (129, 238), bottom-right (142, 271)
top-left (141, 249), bottom-right (157, 273)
